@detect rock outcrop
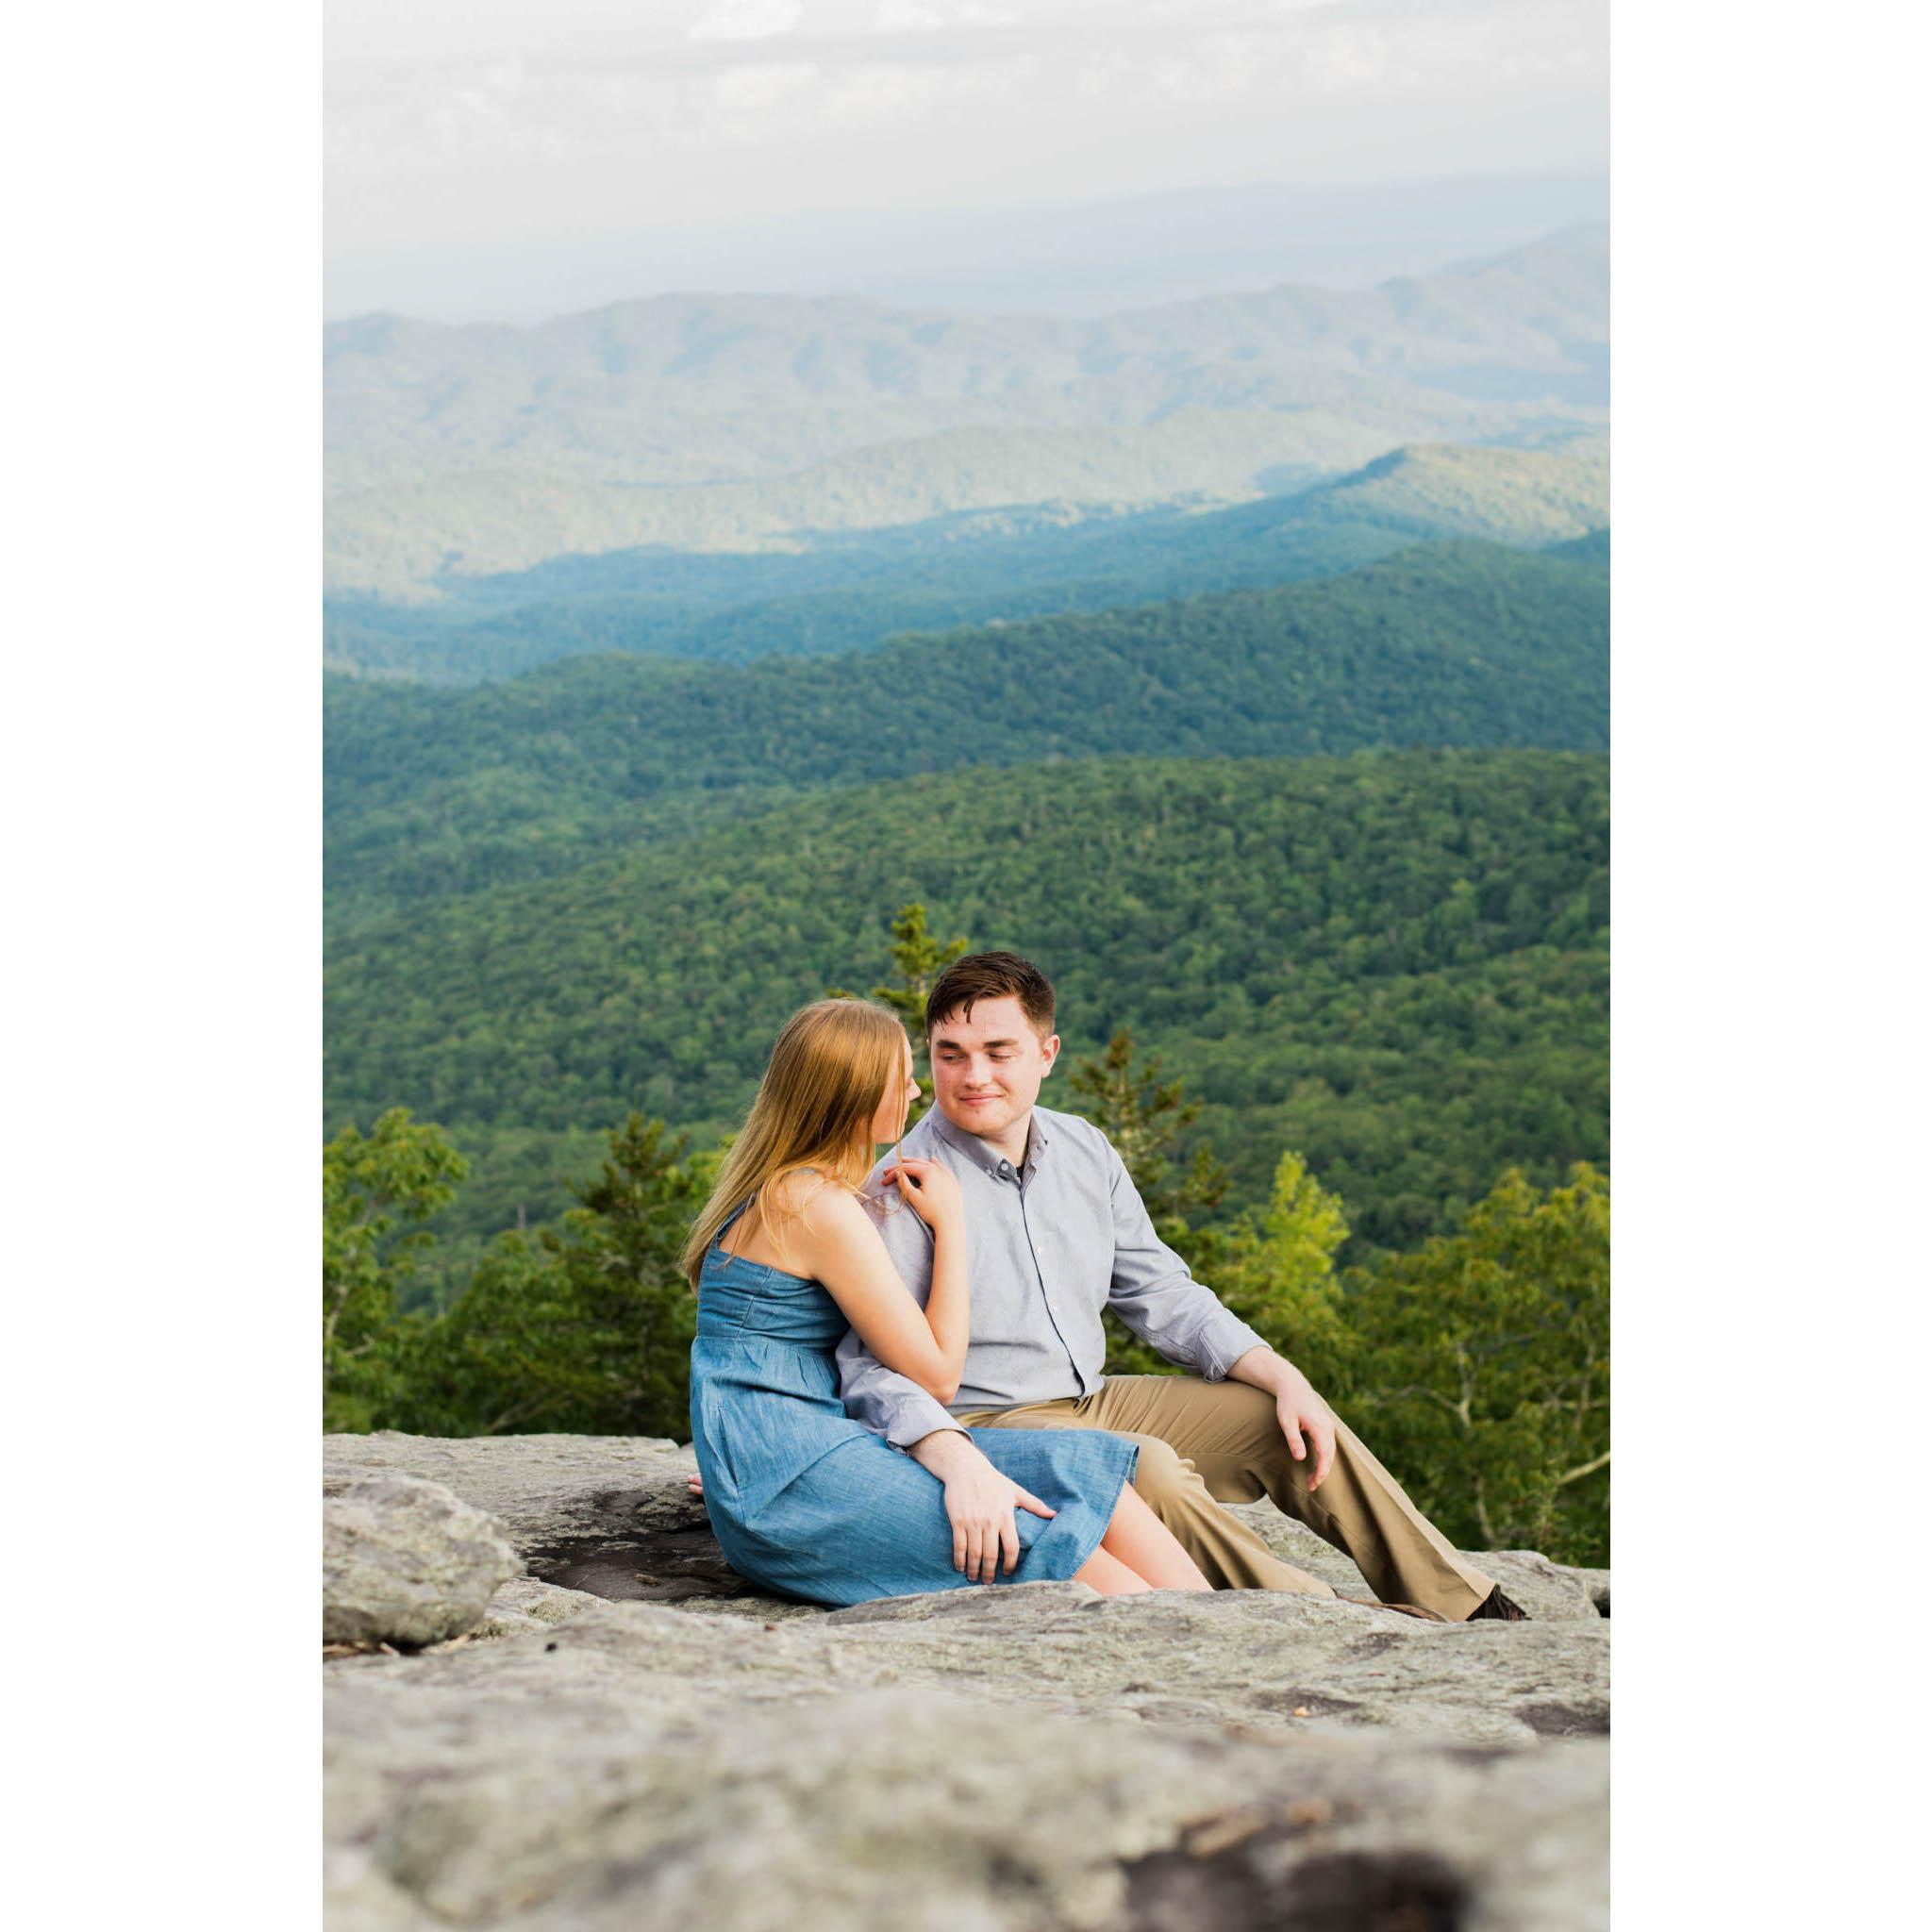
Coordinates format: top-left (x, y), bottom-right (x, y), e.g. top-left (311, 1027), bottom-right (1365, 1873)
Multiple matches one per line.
top-left (323, 1469), bottom-right (522, 1648)
top-left (324, 1432), bottom-right (1608, 1928)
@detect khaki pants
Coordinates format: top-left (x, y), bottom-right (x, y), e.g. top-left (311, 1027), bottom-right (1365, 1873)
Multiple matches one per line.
top-left (955, 1375), bottom-right (1494, 1621)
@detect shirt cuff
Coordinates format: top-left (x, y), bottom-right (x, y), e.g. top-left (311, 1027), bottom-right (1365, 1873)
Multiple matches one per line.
top-left (1192, 1310), bottom-right (1272, 1382)
top-left (881, 1388), bottom-right (969, 1452)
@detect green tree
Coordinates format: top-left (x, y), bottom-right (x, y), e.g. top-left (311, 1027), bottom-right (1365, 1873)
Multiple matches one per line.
top-left (1065, 1028), bottom-right (1231, 1374)
top-left (1213, 1149), bottom-right (1355, 1392)
top-left (1067, 1028), bottom-right (1231, 1231)
top-left (323, 1109), bottom-right (467, 1430)
top-left (326, 750), bottom-right (1609, 1260)
top-left (394, 1115), bottom-right (708, 1439)
top-left (534, 1115), bottom-right (710, 1436)
top-left (1340, 1163), bottom-right (1609, 1565)
top-left (830, 901), bottom-right (968, 1126)
top-left (384, 1229), bottom-right (569, 1437)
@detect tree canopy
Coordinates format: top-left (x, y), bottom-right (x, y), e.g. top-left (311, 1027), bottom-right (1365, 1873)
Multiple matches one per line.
top-left (327, 750), bottom-right (1607, 1267)
top-left (325, 538), bottom-right (1607, 926)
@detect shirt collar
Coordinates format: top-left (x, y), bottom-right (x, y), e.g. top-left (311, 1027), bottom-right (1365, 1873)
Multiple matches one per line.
top-left (928, 1104), bottom-right (1051, 1179)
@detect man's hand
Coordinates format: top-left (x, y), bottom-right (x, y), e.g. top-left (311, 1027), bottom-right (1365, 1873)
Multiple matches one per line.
top-left (1229, 1346), bottom-right (1337, 1492)
top-left (908, 1428), bottom-right (1056, 1585)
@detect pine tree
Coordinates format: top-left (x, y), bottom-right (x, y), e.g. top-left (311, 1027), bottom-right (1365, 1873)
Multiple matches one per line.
top-left (365, 1116), bottom-right (708, 1440)
top-left (829, 901), bottom-right (968, 1126)
top-left (1063, 1027), bottom-right (1230, 1374)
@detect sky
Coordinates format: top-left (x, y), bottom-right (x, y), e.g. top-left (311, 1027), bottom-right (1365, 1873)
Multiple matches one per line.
top-left (325, 0), bottom-right (1608, 322)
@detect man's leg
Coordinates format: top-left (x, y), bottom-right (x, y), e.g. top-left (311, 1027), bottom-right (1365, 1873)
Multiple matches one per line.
top-left (1072, 1376), bottom-right (1496, 1621)
top-left (952, 1396), bottom-right (1337, 1598)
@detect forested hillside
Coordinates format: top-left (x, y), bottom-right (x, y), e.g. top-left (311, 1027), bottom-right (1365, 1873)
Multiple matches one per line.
top-left (325, 438), bottom-right (1607, 682)
top-left (326, 537), bottom-right (1607, 926)
top-left (325, 750), bottom-right (1607, 1270)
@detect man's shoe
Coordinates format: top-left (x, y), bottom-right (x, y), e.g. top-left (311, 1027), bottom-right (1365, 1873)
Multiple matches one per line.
top-left (1338, 1596), bottom-right (1449, 1623)
top-left (1466, 1585), bottom-right (1531, 1622)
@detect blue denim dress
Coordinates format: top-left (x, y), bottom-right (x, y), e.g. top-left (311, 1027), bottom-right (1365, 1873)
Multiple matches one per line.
top-left (690, 1202), bottom-right (1139, 1607)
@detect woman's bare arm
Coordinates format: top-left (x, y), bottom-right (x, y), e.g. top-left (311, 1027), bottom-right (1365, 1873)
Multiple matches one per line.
top-left (785, 1164), bottom-right (967, 1403)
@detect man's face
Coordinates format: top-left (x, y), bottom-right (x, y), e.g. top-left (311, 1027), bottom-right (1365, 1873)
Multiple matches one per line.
top-left (928, 995), bottom-right (1059, 1143)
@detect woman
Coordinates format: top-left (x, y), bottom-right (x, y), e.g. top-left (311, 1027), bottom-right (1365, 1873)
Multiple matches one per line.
top-left (682, 997), bottom-right (1212, 1605)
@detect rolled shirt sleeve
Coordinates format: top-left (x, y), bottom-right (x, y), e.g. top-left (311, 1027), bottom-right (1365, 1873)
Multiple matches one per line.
top-left (835, 1177), bottom-right (968, 1451)
top-left (1104, 1145), bottom-right (1269, 1379)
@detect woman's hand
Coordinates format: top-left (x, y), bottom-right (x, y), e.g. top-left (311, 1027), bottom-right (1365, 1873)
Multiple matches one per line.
top-left (909, 1429), bottom-right (1056, 1585)
top-left (883, 1155), bottom-right (964, 1236)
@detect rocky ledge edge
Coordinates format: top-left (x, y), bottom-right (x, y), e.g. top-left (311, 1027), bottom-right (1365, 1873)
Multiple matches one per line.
top-left (325, 1430), bottom-right (1610, 1932)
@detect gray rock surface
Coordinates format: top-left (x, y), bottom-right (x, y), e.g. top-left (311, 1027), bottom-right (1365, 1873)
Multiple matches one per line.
top-left (325, 1432), bottom-right (741, 1605)
top-left (324, 1435), bottom-right (1609, 1928)
top-left (1221, 1501), bottom-right (1607, 1623)
top-left (324, 1431), bottom-right (1608, 1624)
top-left (324, 1470), bottom-right (522, 1648)
top-left (327, 1589), bottom-right (1607, 1929)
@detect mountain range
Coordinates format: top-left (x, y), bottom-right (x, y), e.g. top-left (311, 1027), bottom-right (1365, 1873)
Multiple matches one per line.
top-left (326, 436), bottom-right (1607, 683)
top-left (325, 224), bottom-right (1607, 597)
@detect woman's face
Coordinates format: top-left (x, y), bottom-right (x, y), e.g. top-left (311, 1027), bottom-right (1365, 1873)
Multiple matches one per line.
top-left (869, 1035), bottom-right (919, 1144)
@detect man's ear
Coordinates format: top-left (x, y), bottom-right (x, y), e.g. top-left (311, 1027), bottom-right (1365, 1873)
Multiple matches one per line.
top-left (1039, 1033), bottom-right (1060, 1076)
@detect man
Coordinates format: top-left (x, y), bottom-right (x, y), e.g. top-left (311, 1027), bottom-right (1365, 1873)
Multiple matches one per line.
top-left (839, 950), bottom-right (1526, 1622)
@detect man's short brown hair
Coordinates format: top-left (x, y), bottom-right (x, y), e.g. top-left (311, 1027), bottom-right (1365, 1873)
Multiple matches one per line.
top-left (925, 951), bottom-right (1056, 1041)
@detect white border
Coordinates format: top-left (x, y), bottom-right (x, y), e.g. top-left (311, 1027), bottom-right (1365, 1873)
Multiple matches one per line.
top-left (6, 1), bottom-right (318, 1922)
top-left (8, 0), bottom-right (1924, 1922)
top-left (1614, 0), bottom-right (1922, 1919)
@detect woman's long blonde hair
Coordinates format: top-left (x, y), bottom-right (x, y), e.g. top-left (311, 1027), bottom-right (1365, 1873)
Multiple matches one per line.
top-left (681, 998), bottom-right (908, 1289)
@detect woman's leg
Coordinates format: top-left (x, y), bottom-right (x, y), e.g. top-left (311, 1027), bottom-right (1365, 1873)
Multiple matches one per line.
top-left (1072, 1545), bottom-right (1154, 1594)
top-left (1075, 1482), bottom-right (1215, 1593)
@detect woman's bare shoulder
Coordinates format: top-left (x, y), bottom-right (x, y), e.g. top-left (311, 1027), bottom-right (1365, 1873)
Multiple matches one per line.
top-left (759, 1168), bottom-right (803, 1214)
top-left (763, 1167), bottom-right (843, 1218)
top-left (759, 1170), bottom-right (868, 1234)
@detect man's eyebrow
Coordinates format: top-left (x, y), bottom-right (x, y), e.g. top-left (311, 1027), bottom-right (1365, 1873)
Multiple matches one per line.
top-left (936, 1036), bottom-right (1022, 1050)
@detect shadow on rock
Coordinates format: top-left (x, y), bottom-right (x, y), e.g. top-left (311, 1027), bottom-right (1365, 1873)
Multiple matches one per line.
top-left (1123, 1835), bottom-right (1470, 1932)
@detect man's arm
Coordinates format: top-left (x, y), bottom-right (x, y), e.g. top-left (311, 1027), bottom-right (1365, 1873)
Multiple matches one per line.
top-left (1103, 1142), bottom-right (1270, 1379)
top-left (1224, 1345), bottom-right (1338, 1492)
top-left (1104, 1143), bottom-right (1338, 1491)
top-left (837, 1340), bottom-right (964, 1449)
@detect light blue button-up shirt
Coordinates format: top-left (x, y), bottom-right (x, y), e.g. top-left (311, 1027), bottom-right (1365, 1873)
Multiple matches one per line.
top-left (838, 1103), bottom-right (1271, 1450)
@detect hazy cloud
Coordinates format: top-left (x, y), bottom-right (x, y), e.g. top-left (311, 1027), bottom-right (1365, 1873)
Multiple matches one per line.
top-left (689, 0), bottom-right (805, 42)
top-left (326, 0), bottom-right (1607, 316)
top-left (871, 0), bottom-right (1016, 28)
top-left (873, 1), bottom-right (945, 30)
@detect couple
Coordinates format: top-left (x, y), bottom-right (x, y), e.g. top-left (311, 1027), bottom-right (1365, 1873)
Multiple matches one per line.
top-left (682, 951), bottom-right (1525, 1619)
